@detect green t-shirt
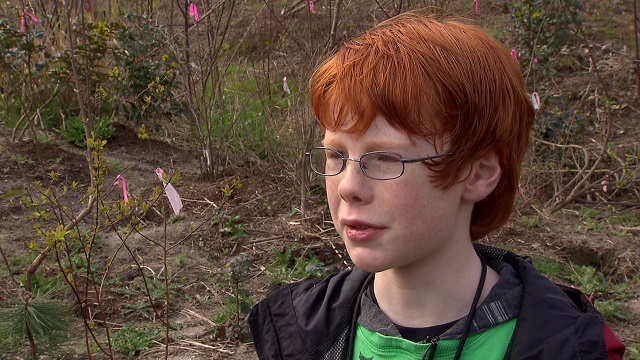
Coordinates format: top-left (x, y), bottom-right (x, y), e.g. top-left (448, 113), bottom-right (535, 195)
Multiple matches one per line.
top-left (352, 318), bottom-right (517, 360)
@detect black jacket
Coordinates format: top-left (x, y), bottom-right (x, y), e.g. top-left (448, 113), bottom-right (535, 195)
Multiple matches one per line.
top-left (248, 245), bottom-right (625, 359)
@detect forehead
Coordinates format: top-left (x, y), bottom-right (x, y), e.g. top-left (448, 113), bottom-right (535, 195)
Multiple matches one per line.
top-left (321, 115), bottom-right (433, 151)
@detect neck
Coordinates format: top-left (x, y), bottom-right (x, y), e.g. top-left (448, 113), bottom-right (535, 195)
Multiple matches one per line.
top-left (373, 242), bottom-right (499, 328)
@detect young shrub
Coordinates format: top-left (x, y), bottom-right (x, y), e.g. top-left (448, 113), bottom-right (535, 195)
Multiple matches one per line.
top-left (0, 287), bottom-right (72, 358)
top-left (113, 324), bottom-right (161, 357)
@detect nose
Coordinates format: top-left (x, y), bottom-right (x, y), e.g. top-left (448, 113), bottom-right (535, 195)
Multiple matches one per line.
top-left (334, 158), bottom-right (372, 204)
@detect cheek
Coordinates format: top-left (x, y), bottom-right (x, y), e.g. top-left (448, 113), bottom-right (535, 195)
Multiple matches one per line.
top-left (390, 183), bottom-right (449, 224)
top-left (325, 178), bottom-right (340, 214)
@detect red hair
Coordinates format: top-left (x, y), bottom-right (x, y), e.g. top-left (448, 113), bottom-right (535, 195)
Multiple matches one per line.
top-left (309, 11), bottom-right (535, 240)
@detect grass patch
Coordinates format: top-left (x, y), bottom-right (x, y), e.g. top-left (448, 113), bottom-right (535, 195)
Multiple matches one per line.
top-left (122, 300), bottom-right (153, 320)
top-left (576, 206), bottom-right (605, 232)
top-left (0, 188), bottom-right (24, 200)
top-left (574, 207), bottom-right (639, 234)
top-left (0, 108), bottom-right (21, 128)
top-left (63, 116), bottom-right (115, 148)
top-left (214, 292), bottom-right (254, 324)
top-left (607, 209), bottom-right (639, 227)
top-left (11, 252), bottom-right (38, 268)
top-left (138, 276), bottom-right (181, 302)
top-left (595, 299), bottom-right (632, 323)
top-left (204, 64), bottom-right (289, 160)
top-left (266, 247), bottom-right (335, 286)
top-left (521, 215), bottom-right (540, 229)
top-left (532, 256), bottom-right (636, 324)
top-left (627, 343), bottom-right (640, 360)
top-left (568, 265), bottom-right (637, 323)
top-left (9, 153), bottom-right (34, 165)
top-left (531, 255), bottom-right (571, 280)
top-left (113, 323), bottom-right (161, 357)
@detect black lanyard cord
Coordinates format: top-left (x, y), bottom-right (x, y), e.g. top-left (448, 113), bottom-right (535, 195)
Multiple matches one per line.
top-left (453, 254), bottom-right (487, 360)
top-left (420, 254), bottom-right (487, 360)
top-left (420, 337), bottom-right (439, 360)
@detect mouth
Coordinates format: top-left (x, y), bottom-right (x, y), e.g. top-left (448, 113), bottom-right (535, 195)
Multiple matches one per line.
top-left (342, 219), bottom-right (380, 229)
top-left (341, 219), bottom-right (383, 242)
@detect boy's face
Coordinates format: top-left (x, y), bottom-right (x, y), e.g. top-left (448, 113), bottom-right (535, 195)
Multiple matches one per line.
top-left (322, 115), bottom-right (474, 273)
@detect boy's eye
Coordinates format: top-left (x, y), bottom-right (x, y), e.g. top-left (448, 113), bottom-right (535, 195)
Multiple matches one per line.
top-left (325, 149), bottom-right (344, 160)
top-left (368, 152), bottom-right (401, 163)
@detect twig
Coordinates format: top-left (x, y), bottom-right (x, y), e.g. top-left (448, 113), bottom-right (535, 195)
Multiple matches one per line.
top-left (181, 309), bottom-right (217, 326)
top-left (249, 234), bottom-right (285, 244)
top-left (533, 138), bottom-right (590, 210)
top-left (280, 0), bottom-right (310, 16)
top-left (200, 281), bottom-right (218, 296)
top-left (0, 244), bottom-right (20, 288)
top-left (182, 197), bottom-right (218, 207)
top-left (330, 0), bottom-right (344, 48)
top-left (537, 3), bottom-right (616, 214)
top-left (618, 226), bottom-right (640, 232)
top-left (180, 340), bottom-right (234, 353)
top-left (575, 200), bottom-right (640, 207)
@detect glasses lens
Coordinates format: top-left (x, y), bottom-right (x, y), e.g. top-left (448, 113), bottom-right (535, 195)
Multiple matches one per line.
top-left (310, 148), bottom-right (343, 176)
top-left (360, 152), bottom-right (403, 180)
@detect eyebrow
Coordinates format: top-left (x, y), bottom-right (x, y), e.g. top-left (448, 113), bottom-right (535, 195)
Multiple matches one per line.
top-left (320, 138), bottom-right (415, 151)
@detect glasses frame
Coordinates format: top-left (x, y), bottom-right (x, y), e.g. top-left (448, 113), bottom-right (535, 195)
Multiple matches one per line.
top-left (305, 147), bottom-right (454, 180)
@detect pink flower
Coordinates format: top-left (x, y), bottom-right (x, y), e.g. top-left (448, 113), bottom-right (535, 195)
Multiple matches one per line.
top-left (309, 0), bottom-right (316, 14)
top-left (510, 49), bottom-right (519, 61)
top-left (113, 175), bottom-right (129, 203)
top-left (20, 11), bottom-right (41, 32)
top-left (189, 3), bottom-right (200, 21)
top-left (474, 0), bottom-right (478, 15)
top-left (534, 57), bottom-right (539, 63)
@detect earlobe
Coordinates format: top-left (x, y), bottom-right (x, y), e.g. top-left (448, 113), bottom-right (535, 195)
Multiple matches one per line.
top-left (462, 151), bottom-right (502, 202)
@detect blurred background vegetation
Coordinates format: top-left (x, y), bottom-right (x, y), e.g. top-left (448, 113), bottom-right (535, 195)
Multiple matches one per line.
top-left (1, 0), bottom-right (639, 358)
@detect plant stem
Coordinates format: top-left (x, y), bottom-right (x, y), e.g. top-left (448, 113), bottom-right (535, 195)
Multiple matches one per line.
top-left (23, 294), bottom-right (38, 360)
top-left (164, 208), bottom-right (170, 360)
top-left (634, 0), bottom-right (640, 99)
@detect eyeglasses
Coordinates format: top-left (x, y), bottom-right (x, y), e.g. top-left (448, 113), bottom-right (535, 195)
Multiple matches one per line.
top-left (305, 147), bottom-right (453, 180)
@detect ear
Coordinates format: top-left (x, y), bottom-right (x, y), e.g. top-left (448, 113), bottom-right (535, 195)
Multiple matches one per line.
top-left (462, 150), bottom-right (501, 202)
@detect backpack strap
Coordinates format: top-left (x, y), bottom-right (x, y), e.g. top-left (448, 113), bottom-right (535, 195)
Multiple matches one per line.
top-left (558, 284), bottom-right (626, 360)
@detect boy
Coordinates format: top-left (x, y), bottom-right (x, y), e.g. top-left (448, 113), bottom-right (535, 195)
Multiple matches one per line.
top-left (248, 11), bottom-right (625, 360)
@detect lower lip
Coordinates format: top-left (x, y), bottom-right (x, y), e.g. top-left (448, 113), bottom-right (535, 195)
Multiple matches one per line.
top-left (344, 226), bottom-right (382, 242)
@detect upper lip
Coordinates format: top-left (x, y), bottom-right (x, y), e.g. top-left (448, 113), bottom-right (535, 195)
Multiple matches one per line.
top-left (341, 219), bottom-right (383, 229)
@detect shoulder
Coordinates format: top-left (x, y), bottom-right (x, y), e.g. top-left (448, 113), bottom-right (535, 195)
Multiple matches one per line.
top-left (248, 268), bottom-right (370, 360)
top-left (475, 245), bottom-right (615, 359)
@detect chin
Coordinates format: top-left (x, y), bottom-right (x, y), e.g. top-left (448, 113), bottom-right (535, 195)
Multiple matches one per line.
top-left (344, 243), bottom-right (394, 272)
top-left (350, 256), bottom-right (391, 273)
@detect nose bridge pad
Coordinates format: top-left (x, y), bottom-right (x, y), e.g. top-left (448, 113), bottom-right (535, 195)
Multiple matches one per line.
top-left (359, 159), bottom-right (368, 173)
